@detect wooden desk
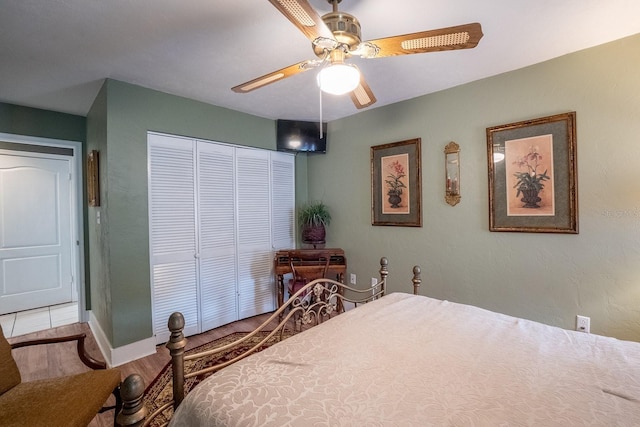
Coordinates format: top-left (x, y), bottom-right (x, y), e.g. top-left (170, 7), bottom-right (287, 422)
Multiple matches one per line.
top-left (274, 248), bottom-right (347, 309)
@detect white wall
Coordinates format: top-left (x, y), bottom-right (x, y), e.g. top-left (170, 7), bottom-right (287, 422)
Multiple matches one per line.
top-left (308, 33), bottom-right (640, 341)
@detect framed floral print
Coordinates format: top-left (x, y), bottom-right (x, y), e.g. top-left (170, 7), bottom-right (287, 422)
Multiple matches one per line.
top-left (371, 138), bottom-right (422, 227)
top-left (487, 112), bottom-right (578, 233)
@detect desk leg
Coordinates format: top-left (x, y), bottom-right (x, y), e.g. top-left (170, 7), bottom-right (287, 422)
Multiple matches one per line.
top-left (277, 274), bottom-right (284, 320)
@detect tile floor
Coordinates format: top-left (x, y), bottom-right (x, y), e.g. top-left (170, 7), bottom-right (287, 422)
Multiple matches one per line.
top-left (0, 302), bottom-right (79, 338)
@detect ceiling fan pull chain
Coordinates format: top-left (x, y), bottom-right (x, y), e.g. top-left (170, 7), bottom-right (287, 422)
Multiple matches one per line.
top-left (317, 48), bottom-right (331, 139)
top-left (319, 83), bottom-right (323, 139)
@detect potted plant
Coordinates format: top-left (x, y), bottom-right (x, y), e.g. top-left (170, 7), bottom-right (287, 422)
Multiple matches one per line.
top-left (299, 201), bottom-right (332, 247)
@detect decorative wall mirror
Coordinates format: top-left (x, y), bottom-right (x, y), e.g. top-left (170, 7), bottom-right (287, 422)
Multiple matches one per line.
top-left (444, 142), bottom-right (461, 206)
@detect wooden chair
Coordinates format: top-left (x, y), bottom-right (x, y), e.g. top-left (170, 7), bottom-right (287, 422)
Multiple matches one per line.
top-left (287, 251), bottom-right (331, 298)
top-left (0, 325), bottom-right (123, 427)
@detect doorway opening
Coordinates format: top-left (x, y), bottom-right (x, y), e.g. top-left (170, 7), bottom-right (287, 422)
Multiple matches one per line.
top-left (0, 133), bottom-right (85, 335)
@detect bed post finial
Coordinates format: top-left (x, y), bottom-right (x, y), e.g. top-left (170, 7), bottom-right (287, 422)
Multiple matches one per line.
top-left (412, 266), bottom-right (421, 295)
top-left (167, 312), bottom-right (188, 407)
top-left (379, 257), bottom-right (389, 295)
top-left (116, 374), bottom-right (147, 426)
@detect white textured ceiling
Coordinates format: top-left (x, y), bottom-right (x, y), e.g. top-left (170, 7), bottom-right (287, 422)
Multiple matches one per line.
top-left (1, 0), bottom-right (640, 122)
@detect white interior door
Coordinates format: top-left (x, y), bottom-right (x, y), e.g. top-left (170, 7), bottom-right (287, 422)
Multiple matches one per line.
top-left (0, 153), bottom-right (73, 314)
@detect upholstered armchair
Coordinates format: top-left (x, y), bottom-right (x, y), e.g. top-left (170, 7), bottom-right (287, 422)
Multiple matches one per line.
top-left (0, 325), bottom-right (123, 426)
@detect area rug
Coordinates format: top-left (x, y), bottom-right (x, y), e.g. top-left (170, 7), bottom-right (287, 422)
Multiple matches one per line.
top-left (144, 330), bottom-right (293, 426)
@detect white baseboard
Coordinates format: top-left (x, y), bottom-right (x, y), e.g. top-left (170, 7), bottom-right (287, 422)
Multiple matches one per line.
top-left (88, 311), bottom-right (156, 367)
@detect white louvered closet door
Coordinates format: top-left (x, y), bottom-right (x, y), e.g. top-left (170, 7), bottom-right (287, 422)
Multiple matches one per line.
top-left (197, 142), bottom-right (238, 331)
top-left (149, 133), bottom-right (295, 343)
top-left (148, 134), bottom-right (199, 343)
top-left (236, 148), bottom-right (274, 319)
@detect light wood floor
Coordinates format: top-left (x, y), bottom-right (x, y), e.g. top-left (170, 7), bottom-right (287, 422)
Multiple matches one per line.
top-left (8, 313), bottom-right (275, 427)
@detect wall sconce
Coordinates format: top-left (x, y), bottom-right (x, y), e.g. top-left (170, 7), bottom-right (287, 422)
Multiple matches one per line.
top-left (444, 142), bottom-right (461, 206)
top-left (87, 150), bottom-right (100, 207)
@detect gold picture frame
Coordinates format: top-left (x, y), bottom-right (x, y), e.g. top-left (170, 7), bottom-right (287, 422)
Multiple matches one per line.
top-left (371, 138), bottom-right (422, 227)
top-left (487, 112), bottom-right (578, 233)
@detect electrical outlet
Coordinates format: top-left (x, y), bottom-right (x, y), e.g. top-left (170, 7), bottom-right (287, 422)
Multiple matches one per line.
top-left (576, 315), bottom-right (590, 333)
top-left (350, 273), bottom-right (356, 285)
top-left (371, 277), bottom-right (378, 287)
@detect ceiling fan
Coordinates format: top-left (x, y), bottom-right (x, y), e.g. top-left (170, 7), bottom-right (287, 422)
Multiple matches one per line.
top-left (232, 0), bottom-right (483, 110)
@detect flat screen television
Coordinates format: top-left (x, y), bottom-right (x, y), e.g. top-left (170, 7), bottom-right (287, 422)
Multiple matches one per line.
top-left (276, 119), bottom-right (327, 153)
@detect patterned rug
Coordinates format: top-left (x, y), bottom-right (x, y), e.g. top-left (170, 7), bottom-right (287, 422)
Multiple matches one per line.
top-left (144, 330), bottom-right (293, 426)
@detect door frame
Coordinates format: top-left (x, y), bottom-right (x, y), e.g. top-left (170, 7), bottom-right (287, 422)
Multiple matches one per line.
top-left (0, 132), bottom-right (86, 321)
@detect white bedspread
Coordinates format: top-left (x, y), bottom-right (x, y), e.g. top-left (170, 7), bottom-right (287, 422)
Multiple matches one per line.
top-left (170, 293), bottom-right (640, 426)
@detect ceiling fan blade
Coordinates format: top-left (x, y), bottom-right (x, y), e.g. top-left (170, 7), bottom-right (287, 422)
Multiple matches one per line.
top-left (232, 60), bottom-right (318, 93)
top-left (363, 23), bottom-right (483, 58)
top-left (349, 74), bottom-right (376, 109)
top-left (268, 0), bottom-right (336, 43)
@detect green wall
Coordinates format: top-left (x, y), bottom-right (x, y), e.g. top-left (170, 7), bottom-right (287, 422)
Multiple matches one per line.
top-left (86, 85), bottom-right (109, 337)
top-left (311, 34), bottom-right (640, 341)
top-left (0, 103), bottom-right (85, 142)
top-left (86, 80), bottom-right (309, 347)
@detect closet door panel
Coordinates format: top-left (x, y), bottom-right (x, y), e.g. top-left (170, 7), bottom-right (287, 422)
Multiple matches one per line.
top-left (236, 149), bottom-right (274, 317)
top-left (236, 150), bottom-right (271, 250)
top-left (200, 255), bottom-right (237, 330)
top-left (271, 152), bottom-right (296, 250)
top-left (197, 142), bottom-right (238, 330)
top-left (152, 261), bottom-right (198, 343)
top-left (148, 135), bottom-right (196, 265)
top-left (237, 250), bottom-right (273, 319)
top-left (148, 134), bottom-right (198, 343)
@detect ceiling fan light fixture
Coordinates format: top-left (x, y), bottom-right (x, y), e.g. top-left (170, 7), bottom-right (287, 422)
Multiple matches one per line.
top-left (317, 63), bottom-right (360, 95)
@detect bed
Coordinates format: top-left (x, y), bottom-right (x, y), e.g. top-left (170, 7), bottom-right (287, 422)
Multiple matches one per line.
top-left (120, 257), bottom-right (640, 426)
